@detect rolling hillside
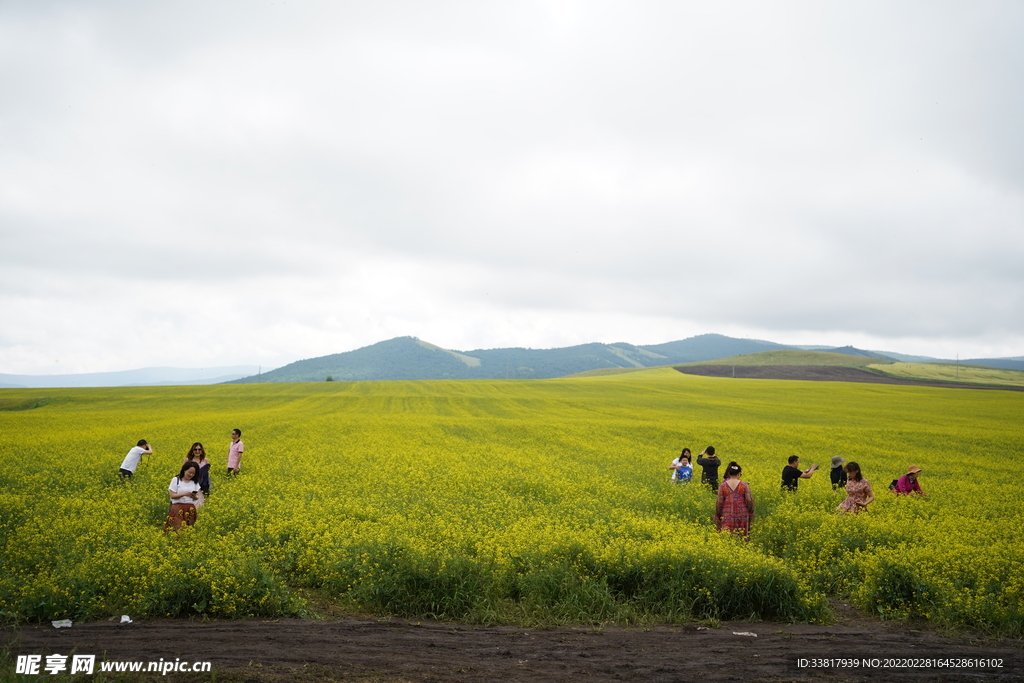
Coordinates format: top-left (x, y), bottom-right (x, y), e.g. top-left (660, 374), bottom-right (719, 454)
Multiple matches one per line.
top-left (226, 334), bottom-right (807, 383)
top-left (232, 337), bottom-right (1024, 385)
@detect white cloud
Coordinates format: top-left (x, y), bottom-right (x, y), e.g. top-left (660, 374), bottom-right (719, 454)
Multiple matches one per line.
top-left (1, 1), bottom-right (1022, 373)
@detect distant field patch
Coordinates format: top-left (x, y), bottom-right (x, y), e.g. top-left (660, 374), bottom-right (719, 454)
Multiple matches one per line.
top-left (683, 350), bottom-right (892, 367)
top-left (0, 396), bottom-right (57, 411)
top-left (563, 366), bottom-right (652, 378)
top-left (868, 362), bottom-right (1024, 388)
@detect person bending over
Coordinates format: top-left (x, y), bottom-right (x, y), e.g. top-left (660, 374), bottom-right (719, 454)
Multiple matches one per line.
top-left (118, 439), bottom-right (152, 480)
top-left (893, 465), bottom-right (927, 497)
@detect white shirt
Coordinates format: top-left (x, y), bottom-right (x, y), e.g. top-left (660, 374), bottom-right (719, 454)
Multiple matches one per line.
top-left (120, 446), bottom-right (147, 473)
top-left (169, 477), bottom-right (201, 504)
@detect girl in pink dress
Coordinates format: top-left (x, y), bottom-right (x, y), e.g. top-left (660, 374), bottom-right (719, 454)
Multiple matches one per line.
top-left (837, 461), bottom-right (874, 514)
top-left (714, 461), bottom-right (754, 538)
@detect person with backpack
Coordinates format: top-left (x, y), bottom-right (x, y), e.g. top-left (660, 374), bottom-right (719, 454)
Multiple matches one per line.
top-left (165, 461), bottom-right (201, 532)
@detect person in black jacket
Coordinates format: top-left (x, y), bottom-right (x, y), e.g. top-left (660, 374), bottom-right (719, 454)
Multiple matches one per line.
top-left (829, 455), bottom-right (847, 490)
top-left (696, 446), bottom-right (721, 493)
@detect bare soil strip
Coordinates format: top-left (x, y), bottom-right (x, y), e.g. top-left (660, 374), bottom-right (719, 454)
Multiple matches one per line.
top-left (4, 613), bottom-right (1022, 682)
top-left (675, 365), bottom-right (1024, 391)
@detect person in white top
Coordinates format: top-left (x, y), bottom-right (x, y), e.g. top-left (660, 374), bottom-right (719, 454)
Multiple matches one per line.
top-left (119, 440), bottom-right (152, 480)
top-left (669, 447), bottom-right (693, 483)
top-left (164, 462), bottom-right (201, 532)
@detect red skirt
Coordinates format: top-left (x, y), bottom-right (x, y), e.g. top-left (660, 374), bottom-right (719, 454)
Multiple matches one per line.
top-left (164, 503), bottom-right (197, 532)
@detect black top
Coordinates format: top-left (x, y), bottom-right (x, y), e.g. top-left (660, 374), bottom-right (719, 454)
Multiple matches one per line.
top-left (197, 462), bottom-right (211, 494)
top-left (782, 465), bottom-right (803, 490)
top-left (830, 466), bottom-right (847, 489)
top-left (696, 455), bottom-right (721, 484)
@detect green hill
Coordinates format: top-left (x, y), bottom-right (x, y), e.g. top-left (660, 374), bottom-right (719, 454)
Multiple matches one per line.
top-left (229, 337), bottom-right (476, 383)
top-left (230, 336), bottom-right (1023, 385)
top-left (227, 334), bottom-right (810, 383)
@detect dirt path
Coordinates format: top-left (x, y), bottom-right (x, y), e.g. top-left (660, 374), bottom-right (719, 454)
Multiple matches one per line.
top-left (4, 608), bottom-right (1022, 682)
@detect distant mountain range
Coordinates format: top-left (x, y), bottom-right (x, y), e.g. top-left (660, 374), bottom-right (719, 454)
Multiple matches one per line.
top-left (0, 366), bottom-right (260, 389)
top-left (225, 334), bottom-right (1024, 384)
top-left (4, 336), bottom-right (1021, 388)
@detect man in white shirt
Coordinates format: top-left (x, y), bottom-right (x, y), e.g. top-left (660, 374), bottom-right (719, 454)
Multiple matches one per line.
top-left (119, 439), bottom-right (152, 480)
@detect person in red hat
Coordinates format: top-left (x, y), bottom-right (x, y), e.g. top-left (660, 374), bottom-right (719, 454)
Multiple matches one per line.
top-left (893, 465), bottom-right (927, 497)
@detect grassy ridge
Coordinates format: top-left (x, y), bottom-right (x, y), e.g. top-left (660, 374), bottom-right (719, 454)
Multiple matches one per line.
top-left (0, 369), bottom-right (1022, 631)
top-left (682, 349), bottom-right (1024, 387)
top-left (869, 361), bottom-right (1024, 387)
top-left (684, 350), bottom-right (890, 367)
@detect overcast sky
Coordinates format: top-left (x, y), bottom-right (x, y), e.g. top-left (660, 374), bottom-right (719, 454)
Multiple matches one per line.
top-left (2, 1), bottom-right (1022, 374)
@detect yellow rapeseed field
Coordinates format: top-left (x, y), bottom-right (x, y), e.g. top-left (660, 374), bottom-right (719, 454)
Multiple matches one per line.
top-left (1, 368), bottom-right (1021, 632)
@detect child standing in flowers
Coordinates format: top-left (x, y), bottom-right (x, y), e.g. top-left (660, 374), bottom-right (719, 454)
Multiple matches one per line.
top-left (714, 461), bottom-right (754, 538)
top-left (669, 448), bottom-right (693, 483)
top-left (165, 462), bottom-right (201, 532)
top-left (837, 461), bottom-right (874, 513)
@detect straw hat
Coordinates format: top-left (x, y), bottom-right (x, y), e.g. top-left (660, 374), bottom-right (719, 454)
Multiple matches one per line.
top-left (831, 455), bottom-right (845, 468)
top-left (907, 465), bottom-right (922, 474)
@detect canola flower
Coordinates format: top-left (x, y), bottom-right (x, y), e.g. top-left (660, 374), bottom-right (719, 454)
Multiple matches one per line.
top-left (0, 369), bottom-right (1021, 632)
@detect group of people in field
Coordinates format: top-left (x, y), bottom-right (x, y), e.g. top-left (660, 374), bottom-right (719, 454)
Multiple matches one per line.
top-left (668, 446), bottom-right (928, 538)
top-left (117, 429), bottom-right (245, 532)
